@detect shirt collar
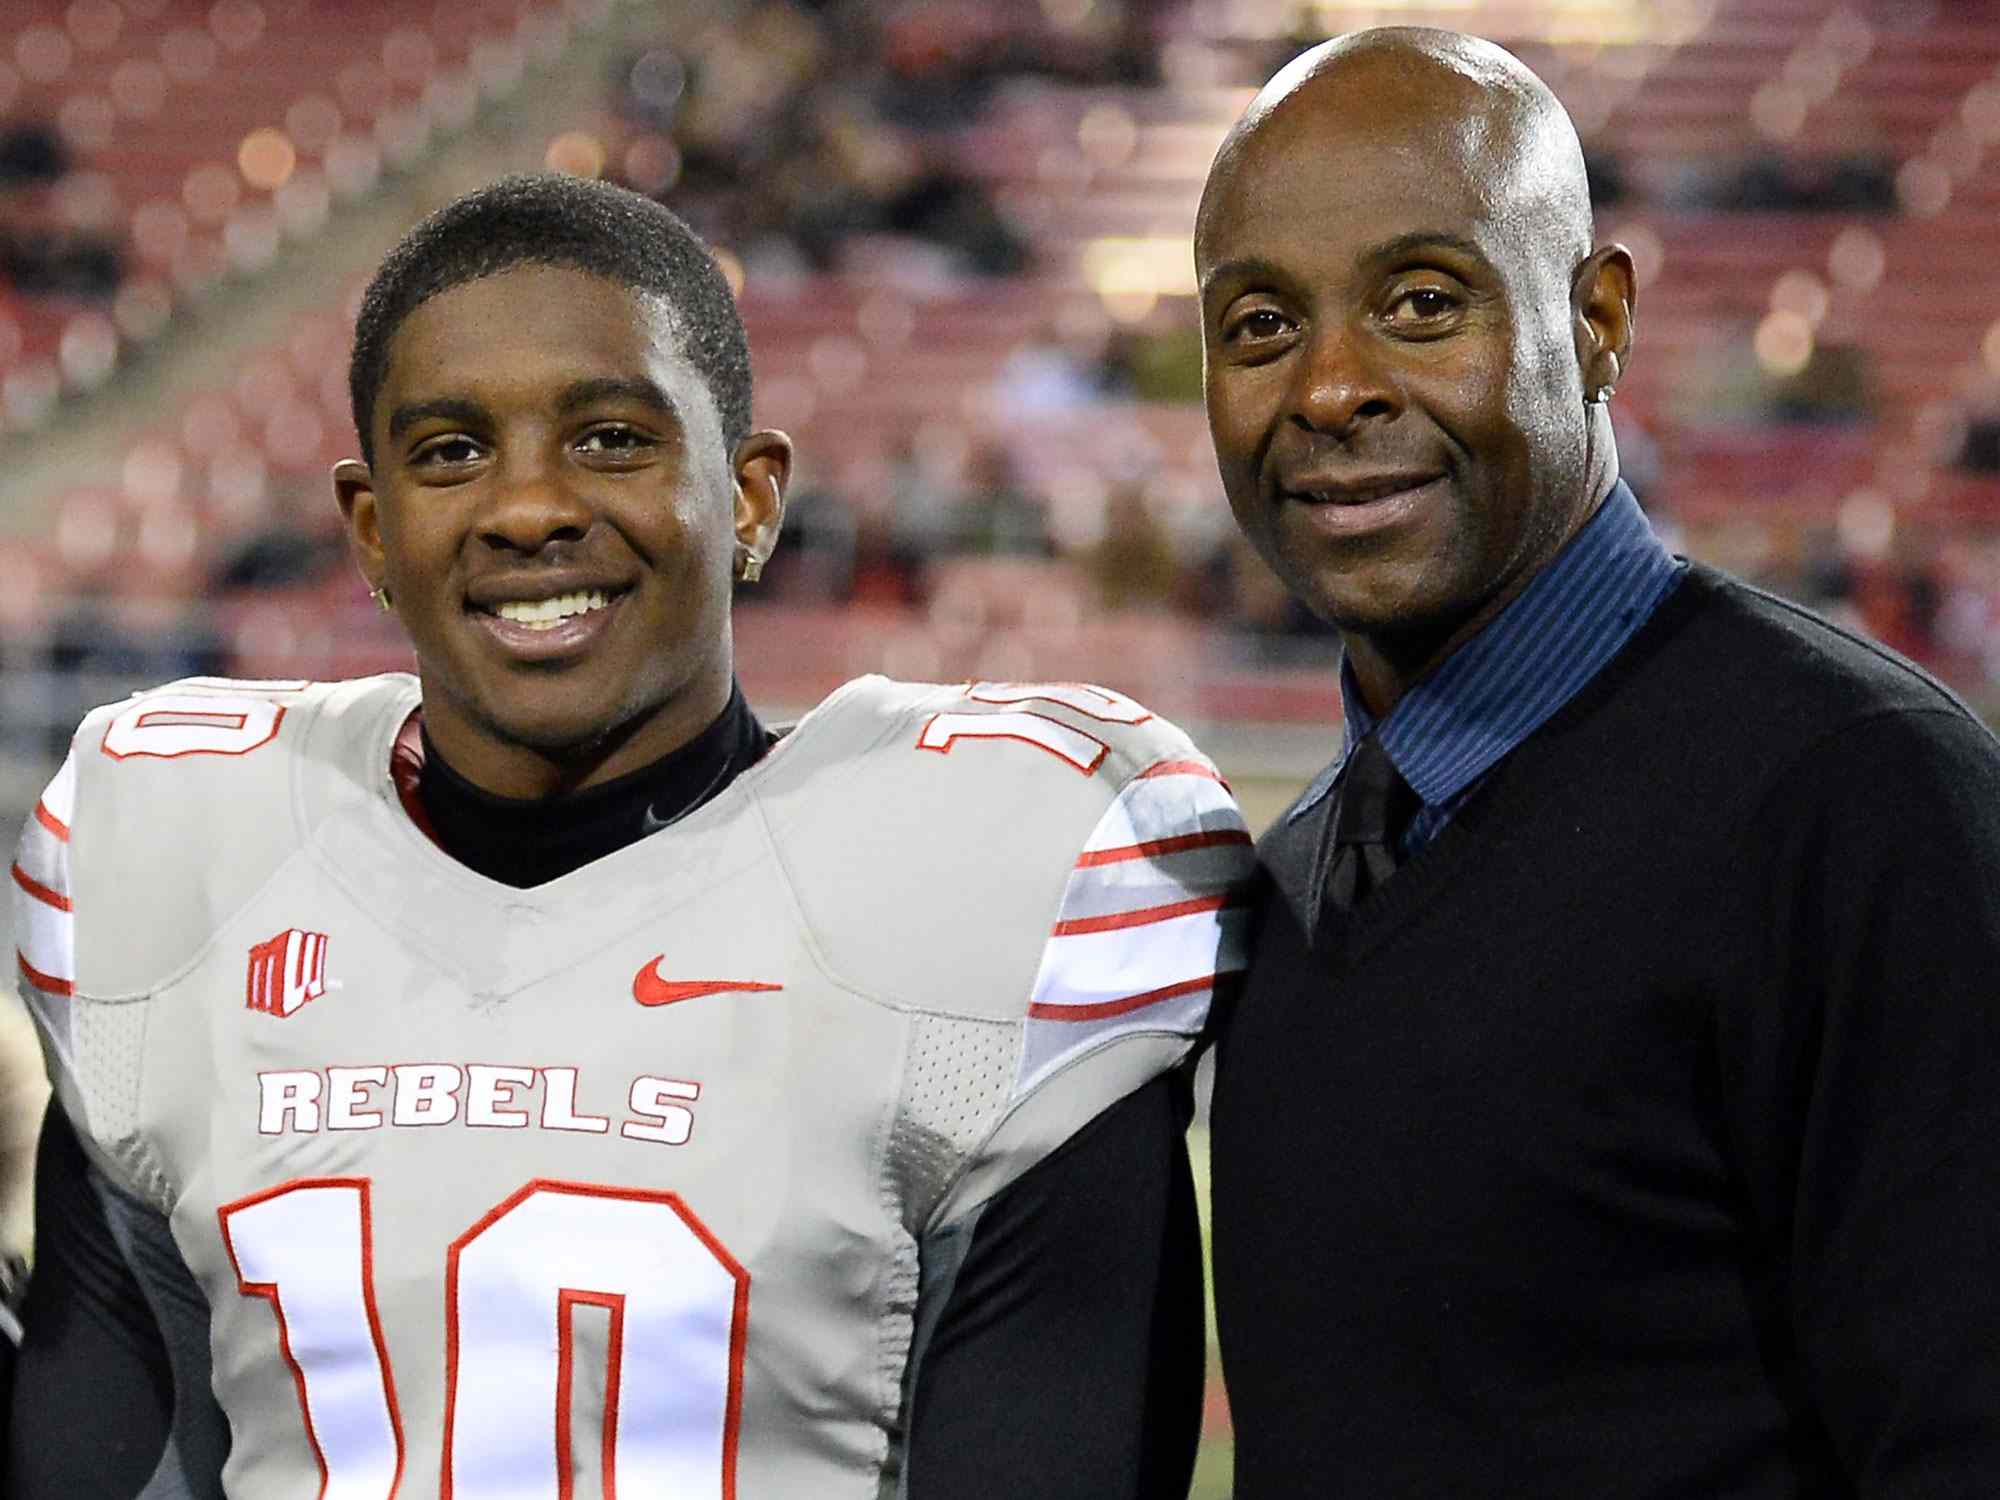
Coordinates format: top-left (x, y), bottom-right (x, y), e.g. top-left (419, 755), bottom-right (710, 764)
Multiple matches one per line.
top-left (1294, 480), bottom-right (1684, 821)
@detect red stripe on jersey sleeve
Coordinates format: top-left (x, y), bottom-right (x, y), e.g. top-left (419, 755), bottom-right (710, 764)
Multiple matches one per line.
top-left (1026, 973), bottom-right (1215, 1023)
top-left (1135, 759), bottom-right (1227, 785)
top-left (17, 950), bottom-right (72, 997)
top-left (12, 862), bottom-right (71, 913)
top-left (1049, 893), bottom-right (1230, 937)
top-left (33, 800), bottom-right (69, 842)
top-left (1074, 828), bottom-right (1251, 868)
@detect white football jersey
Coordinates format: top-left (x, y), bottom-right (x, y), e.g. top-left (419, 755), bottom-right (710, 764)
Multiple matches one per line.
top-left (13, 672), bottom-right (1251, 1499)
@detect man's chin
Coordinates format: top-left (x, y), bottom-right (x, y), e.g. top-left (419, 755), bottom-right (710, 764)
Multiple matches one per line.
top-left (1293, 570), bottom-right (1453, 640)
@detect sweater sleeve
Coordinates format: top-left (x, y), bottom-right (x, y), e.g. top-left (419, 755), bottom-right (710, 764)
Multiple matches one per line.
top-left (1730, 705), bottom-right (2000, 1493)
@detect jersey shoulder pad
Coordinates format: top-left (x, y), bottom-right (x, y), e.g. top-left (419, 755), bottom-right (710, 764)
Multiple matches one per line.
top-left (15, 674), bottom-right (416, 1205)
top-left (26, 673), bottom-right (416, 1003)
top-left (766, 679), bottom-right (1255, 1231)
top-left (754, 675), bottom-right (1253, 1034)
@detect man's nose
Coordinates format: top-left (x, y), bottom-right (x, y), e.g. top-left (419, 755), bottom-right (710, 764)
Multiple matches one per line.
top-left (1290, 320), bottom-right (1401, 438)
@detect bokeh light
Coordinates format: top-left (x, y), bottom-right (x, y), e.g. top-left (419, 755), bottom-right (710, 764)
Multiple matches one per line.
top-left (1749, 81), bottom-right (1807, 141)
top-left (1078, 104), bottom-right (1138, 169)
top-left (123, 442), bottom-right (184, 506)
top-left (621, 134), bottom-right (681, 195)
top-left (59, 313), bottom-right (118, 391)
top-left (628, 49), bottom-right (687, 114)
top-left (223, 208), bottom-right (282, 272)
top-left (16, 25), bottom-right (74, 84)
top-left (1837, 489), bottom-right (1896, 561)
top-left (1963, 80), bottom-right (2000, 143)
top-left (275, 171), bottom-right (332, 239)
top-left (1754, 310), bottom-right (1815, 377)
top-left (238, 128), bottom-right (298, 191)
top-left (544, 131), bottom-right (606, 178)
top-left (1895, 159), bottom-right (1952, 217)
top-left (1826, 226), bottom-right (1885, 292)
top-left (1770, 269), bottom-right (1830, 327)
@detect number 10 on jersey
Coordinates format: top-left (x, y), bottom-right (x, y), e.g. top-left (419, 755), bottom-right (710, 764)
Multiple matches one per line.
top-left (219, 1176), bottom-right (749, 1498)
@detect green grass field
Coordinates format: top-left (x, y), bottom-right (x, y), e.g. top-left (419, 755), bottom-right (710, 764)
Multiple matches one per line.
top-left (1189, 1124), bottom-right (1233, 1499)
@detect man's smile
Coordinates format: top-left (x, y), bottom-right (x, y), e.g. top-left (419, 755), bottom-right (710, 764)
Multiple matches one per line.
top-left (1278, 468), bottom-right (1446, 506)
top-left (1277, 472), bottom-right (1447, 540)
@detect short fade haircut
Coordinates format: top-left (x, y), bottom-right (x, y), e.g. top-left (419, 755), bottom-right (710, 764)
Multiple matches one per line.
top-left (347, 173), bottom-right (753, 466)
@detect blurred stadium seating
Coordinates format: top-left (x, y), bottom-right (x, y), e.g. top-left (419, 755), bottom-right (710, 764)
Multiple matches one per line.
top-left (4, 0), bottom-right (2000, 1489)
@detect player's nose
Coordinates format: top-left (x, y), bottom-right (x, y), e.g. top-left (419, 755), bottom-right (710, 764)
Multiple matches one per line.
top-left (478, 444), bottom-right (592, 551)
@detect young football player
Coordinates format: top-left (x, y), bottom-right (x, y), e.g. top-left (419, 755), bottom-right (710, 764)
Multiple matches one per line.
top-left (6, 174), bottom-right (1249, 1498)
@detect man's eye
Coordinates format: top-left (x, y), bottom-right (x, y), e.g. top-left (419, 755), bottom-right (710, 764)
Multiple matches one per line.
top-left (575, 426), bottom-right (650, 455)
top-left (1389, 287), bottom-right (1458, 324)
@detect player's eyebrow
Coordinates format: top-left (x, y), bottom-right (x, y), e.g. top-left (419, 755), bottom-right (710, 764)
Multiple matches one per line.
top-left (386, 396), bottom-right (487, 443)
top-left (385, 378), bottom-right (683, 446)
top-left (558, 376), bottom-right (681, 421)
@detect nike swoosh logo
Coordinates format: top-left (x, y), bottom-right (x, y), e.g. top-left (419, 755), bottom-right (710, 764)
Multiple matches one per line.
top-left (632, 956), bottom-right (784, 1008)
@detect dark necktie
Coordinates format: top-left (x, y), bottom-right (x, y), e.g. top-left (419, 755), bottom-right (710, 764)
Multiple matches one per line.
top-left (1324, 732), bottom-right (1418, 913)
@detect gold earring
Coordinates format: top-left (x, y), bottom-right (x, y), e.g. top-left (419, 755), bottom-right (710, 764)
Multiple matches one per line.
top-left (371, 585), bottom-right (393, 612)
top-left (737, 550), bottom-right (763, 584)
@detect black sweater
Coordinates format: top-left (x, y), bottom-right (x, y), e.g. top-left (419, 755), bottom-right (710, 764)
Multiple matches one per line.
top-left (1214, 564), bottom-right (2000, 1498)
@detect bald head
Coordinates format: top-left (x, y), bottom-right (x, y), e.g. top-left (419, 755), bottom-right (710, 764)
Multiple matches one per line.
top-left (1197, 28), bottom-right (1593, 285)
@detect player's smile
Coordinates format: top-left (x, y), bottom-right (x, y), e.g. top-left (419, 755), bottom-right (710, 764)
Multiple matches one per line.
top-left (466, 577), bottom-right (633, 660)
top-left (334, 264), bottom-right (788, 797)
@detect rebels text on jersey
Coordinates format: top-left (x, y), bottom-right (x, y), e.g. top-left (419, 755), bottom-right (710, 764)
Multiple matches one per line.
top-left (12, 673), bottom-right (1250, 1499)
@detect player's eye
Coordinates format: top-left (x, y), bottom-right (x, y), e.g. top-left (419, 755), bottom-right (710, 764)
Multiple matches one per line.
top-left (1224, 306), bottom-right (1293, 344)
top-left (409, 434), bottom-right (483, 469)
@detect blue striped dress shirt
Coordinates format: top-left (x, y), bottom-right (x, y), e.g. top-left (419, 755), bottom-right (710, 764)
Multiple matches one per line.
top-left (1290, 480), bottom-right (1686, 851)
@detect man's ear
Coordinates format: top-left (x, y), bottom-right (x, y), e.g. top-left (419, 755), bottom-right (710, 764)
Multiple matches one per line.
top-left (731, 429), bottom-right (792, 573)
top-left (1573, 244), bottom-right (1635, 402)
top-left (332, 458), bottom-right (389, 594)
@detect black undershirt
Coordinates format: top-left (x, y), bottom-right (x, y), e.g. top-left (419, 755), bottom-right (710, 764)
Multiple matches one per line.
top-left (6, 687), bottom-right (1202, 1498)
top-left (416, 681), bottom-right (774, 888)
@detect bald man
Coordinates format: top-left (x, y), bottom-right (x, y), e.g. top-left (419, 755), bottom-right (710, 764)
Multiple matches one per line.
top-left (1200, 28), bottom-right (2000, 1497)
